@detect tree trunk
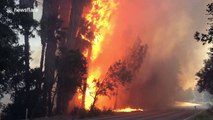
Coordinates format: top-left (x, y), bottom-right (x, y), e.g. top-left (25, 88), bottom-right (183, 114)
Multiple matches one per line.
top-left (44, 39), bottom-right (57, 116)
top-left (81, 81), bottom-right (87, 108)
top-left (24, 32), bottom-right (30, 111)
top-left (81, 47), bottom-right (92, 108)
top-left (41, 0), bottom-right (59, 116)
top-left (91, 93), bottom-right (98, 110)
top-left (40, 43), bottom-right (45, 72)
top-left (114, 88), bottom-right (118, 110)
top-left (67, 0), bottom-right (85, 50)
top-left (55, 0), bottom-right (87, 112)
top-left (20, 0), bottom-right (34, 114)
top-left (42, 0), bottom-right (87, 115)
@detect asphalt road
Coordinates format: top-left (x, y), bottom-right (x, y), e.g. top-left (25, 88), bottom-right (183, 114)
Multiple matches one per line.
top-left (82, 109), bottom-right (198, 120)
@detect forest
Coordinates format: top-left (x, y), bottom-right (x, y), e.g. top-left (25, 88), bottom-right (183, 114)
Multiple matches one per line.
top-left (1, 0), bottom-right (213, 120)
top-left (0, 0), bottom-right (147, 119)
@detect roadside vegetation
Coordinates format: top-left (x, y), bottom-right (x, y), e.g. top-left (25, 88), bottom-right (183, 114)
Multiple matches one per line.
top-left (192, 109), bottom-right (213, 120)
top-left (70, 107), bottom-right (113, 119)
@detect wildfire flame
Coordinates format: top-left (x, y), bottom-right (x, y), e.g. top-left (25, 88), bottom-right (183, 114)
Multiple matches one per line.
top-left (85, 68), bottom-right (101, 109)
top-left (113, 107), bottom-right (144, 112)
top-left (82, 0), bottom-right (117, 61)
top-left (80, 0), bottom-right (118, 110)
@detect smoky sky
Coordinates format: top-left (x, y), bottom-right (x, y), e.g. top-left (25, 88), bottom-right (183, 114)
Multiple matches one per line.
top-left (109, 0), bottom-right (212, 109)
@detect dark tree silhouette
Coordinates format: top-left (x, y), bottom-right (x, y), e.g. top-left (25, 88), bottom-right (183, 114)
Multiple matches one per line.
top-left (56, 50), bottom-right (87, 114)
top-left (0, 0), bottom-right (25, 104)
top-left (194, 3), bottom-right (213, 45)
top-left (40, 0), bottom-right (88, 115)
top-left (18, 0), bottom-right (39, 114)
top-left (40, 0), bottom-right (61, 116)
top-left (0, 0), bottom-right (45, 119)
top-left (197, 52), bottom-right (213, 94)
top-left (125, 38), bottom-right (148, 74)
top-left (0, 22), bottom-right (24, 100)
top-left (194, 3), bottom-right (213, 94)
top-left (1, 68), bottom-right (44, 120)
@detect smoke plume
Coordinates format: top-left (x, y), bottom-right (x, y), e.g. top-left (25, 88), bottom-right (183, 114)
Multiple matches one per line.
top-left (103, 0), bottom-right (212, 109)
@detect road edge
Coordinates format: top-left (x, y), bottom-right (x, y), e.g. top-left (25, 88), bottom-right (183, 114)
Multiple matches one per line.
top-left (183, 110), bottom-right (204, 120)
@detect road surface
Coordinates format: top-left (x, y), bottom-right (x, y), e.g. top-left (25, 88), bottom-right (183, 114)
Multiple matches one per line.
top-left (82, 109), bottom-right (198, 120)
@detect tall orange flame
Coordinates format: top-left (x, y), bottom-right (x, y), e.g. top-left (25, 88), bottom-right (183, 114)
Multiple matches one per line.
top-left (80, 0), bottom-right (118, 110)
top-left (83, 0), bottom-right (117, 61)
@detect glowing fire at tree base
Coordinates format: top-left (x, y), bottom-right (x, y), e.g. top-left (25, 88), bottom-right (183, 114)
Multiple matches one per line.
top-left (113, 107), bottom-right (144, 112)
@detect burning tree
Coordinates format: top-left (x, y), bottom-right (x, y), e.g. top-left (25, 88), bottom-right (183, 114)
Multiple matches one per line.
top-left (70, 0), bottom-right (119, 110)
top-left (1, 0), bottom-right (121, 118)
top-left (125, 38), bottom-right (148, 75)
top-left (1, 0), bottom-right (149, 118)
top-left (90, 60), bottom-right (132, 110)
top-left (89, 38), bottom-right (148, 110)
top-left (38, 0), bottom-right (116, 114)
